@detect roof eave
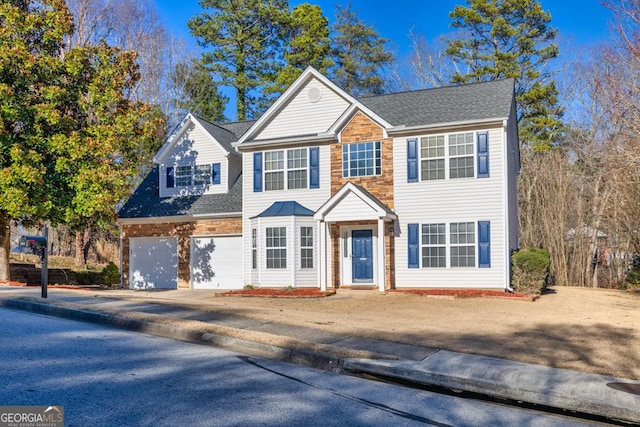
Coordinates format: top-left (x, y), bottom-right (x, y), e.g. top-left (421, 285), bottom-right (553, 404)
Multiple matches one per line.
top-left (118, 211), bottom-right (242, 225)
top-left (235, 133), bottom-right (336, 151)
top-left (387, 117), bottom-right (509, 137)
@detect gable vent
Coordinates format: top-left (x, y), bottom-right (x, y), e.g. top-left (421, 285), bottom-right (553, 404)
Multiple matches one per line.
top-left (307, 86), bottom-right (322, 103)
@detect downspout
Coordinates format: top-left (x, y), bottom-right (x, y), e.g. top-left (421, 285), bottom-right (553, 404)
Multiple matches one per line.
top-left (503, 119), bottom-right (514, 291)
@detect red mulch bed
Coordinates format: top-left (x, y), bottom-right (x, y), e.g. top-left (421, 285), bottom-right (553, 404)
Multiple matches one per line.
top-left (0, 280), bottom-right (103, 290)
top-left (218, 288), bottom-right (336, 298)
top-left (390, 289), bottom-right (537, 301)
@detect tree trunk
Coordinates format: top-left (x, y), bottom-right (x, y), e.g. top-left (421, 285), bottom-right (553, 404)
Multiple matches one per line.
top-left (75, 229), bottom-right (92, 267)
top-left (0, 214), bottom-right (10, 281)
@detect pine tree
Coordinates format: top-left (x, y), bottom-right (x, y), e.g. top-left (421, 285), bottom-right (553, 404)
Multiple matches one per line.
top-left (266, 2), bottom-right (333, 94)
top-left (188, 0), bottom-right (290, 120)
top-left (170, 61), bottom-right (228, 123)
top-left (445, 0), bottom-right (563, 150)
top-left (330, 2), bottom-right (394, 96)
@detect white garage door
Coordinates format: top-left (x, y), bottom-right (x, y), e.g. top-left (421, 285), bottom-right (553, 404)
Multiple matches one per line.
top-left (129, 237), bottom-right (178, 289)
top-left (191, 236), bottom-right (243, 289)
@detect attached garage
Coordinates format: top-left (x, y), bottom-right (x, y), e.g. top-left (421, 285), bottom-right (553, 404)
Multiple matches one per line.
top-left (129, 237), bottom-right (178, 289)
top-left (191, 235), bottom-right (243, 289)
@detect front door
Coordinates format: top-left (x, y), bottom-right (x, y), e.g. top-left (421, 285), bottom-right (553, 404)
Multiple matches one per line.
top-left (352, 230), bottom-right (373, 282)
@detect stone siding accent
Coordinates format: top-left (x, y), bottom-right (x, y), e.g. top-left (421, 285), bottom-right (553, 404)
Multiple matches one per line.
top-left (121, 217), bottom-right (242, 288)
top-left (331, 112), bottom-right (395, 209)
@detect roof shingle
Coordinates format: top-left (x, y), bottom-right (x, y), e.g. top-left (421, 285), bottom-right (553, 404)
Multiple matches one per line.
top-left (118, 166), bottom-right (242, 219)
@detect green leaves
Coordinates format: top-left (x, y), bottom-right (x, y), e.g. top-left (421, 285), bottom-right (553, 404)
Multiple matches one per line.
top-left (0, 0), bottom-right (164, 229)
top-left (330, 3), bottom-right (394, 96)
top-left (445, 0), bottom-right (563, 150)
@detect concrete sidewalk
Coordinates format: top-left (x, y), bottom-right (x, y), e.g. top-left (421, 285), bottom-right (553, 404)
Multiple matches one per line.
top-left (1, 286), bottom-right (639, 424)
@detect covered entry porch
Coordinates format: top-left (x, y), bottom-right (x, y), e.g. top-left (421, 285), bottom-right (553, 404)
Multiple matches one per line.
top-left (314, 183), bottom-right (397, 292)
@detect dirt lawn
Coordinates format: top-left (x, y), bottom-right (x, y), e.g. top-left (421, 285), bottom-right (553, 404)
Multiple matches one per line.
top-left (167, 286), bottom-right (640, 380)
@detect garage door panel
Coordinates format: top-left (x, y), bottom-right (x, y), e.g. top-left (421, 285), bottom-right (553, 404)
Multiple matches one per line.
top-left (130, 237), bottom-right (178, 289)
top-left (191, 236), bottom-right (242, 289)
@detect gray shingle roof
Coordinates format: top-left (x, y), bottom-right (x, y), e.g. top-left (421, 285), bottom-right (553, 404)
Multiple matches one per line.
top-left (360, 78), bottom-right (514, 127)
top-left (217, 120), bottom-right (256, 139)
top-left (118, 166), bottom-right (242, 219)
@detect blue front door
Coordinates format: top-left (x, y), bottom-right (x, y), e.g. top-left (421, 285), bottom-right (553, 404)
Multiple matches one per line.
top-left (352, 230), bottom-right (373, 282)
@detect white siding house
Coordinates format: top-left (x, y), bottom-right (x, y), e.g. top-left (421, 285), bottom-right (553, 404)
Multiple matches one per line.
top-left (236, 67), bottom-right (519, 291)
top-left (119, 67), bottom-right (519, 292)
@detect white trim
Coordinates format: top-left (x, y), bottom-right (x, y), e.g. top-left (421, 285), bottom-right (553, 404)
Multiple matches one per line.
top-left (327, 104), bottom-right (391, 137)
top-left (235, 67), bottom-right (391, 147)
top-left (118, 212), bottom-right (242, 225)
top-left (235, 133), bottom-right (336, 150)
top-left (503, 121), bottom-right (513, 291)
top-left (388, 117), bottom-right (507, 137)
top-left (319, 220), bottom-right (327, 291)
top-left (291, 216), bottom-right (296, 287)
top-left (339, 225), bottom-right (379, 287)
top-left (154, 113), bottom-right (237, 164)
top-left (377, 219), bottom-right (386, 292)
top-left (314, 182), bottom-right (397, 221)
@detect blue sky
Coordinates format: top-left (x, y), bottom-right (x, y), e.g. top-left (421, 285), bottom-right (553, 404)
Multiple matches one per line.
top-left (154, 0), bottom-right (614, 120)
top-left (155, 0), bottom-right (614, 55)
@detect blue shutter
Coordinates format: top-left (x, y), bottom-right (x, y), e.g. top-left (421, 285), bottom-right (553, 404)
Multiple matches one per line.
top-left (212, 163), bottom-right (220, 184)
top-left (309, 147), bottom-right (319, 189)
top-left (407, 138), bottom-right (418, 183)
top-left (253, 152), bottom-right (263, 192)
top-left (478, 221), bottom-right (491, 268)
top-left (166, 166), bottom-right (174, 188)
top-left (408, 223), bottom-right (419, 268)
top-left (477, 132), bottom-right (489, 178)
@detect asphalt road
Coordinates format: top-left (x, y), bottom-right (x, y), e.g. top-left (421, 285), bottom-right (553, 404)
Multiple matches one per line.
top-left (0, 307), bottom-right (597, 426)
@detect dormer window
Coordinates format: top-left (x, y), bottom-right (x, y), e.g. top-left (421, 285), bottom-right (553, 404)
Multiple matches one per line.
top-left (166, 163), bottom-right (221, 188)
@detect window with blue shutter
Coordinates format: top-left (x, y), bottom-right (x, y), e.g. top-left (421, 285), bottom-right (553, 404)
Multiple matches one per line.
top-left (212, 163), bottom-right (220, 185)
top-left (253, 152), bottom-right (263, 192)
top-left (309, 147), bottom-right (319, 189)
top-left (408, 223), bottom-right (419, 268)
top-left (477, 132), bottom-right (489, 178)
top-left (478, 221), bottom-right (491, 268)
top-left (166, 166), bottom-right (174, 188)
top-left (407, 138), bottom-right (418, 183)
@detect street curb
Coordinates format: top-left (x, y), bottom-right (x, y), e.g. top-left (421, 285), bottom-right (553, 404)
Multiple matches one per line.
top-left (342, 356), bottom-right (640, 424)
top-left (0, 298), bottom-right (344, 373)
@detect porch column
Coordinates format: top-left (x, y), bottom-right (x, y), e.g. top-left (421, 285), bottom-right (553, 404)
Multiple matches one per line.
top-left (319, 220), bottom-right (327, 291)
top-left (377, 218), bottom-right (386, 292)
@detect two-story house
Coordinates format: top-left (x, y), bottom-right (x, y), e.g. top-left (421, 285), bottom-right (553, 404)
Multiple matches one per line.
top-left (118, 67), bottom-right (519, 292)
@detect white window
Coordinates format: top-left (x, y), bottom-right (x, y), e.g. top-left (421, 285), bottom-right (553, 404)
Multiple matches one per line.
top-left (287, 148), bottom-right (308, 189)
top-left (265, 151), bottom-right (284, 191)
top-left (417, 132), bottom-right (475, 181)
top-left (342, 141), bottom-right (381, 177)
top-left (449, 133), bottom-right (474, 179)
top-left (264, 149), bottom-right (313, 191)
top-left (450, 222), bottom-right (475, 267)
top-left (194, 164), bottom-right (211, 186)
top-left (251, 228), bottom-right (257, 270)
top-left (420, 136), bottom-right (445, 181)
top-left (175, 165), bottom-right (192, 187)
top-left (421, 224), bottom-right (446, 268)
top-left (266, 227), bottom-right (287, 269)
top-left (300, 227), bottom-right (313, 269)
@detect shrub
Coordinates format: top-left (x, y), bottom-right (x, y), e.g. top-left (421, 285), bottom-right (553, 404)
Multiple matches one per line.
top-left (511, 247), bottom-right (550, 294)
top-left (101, 262), bottom-right (120, 286)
